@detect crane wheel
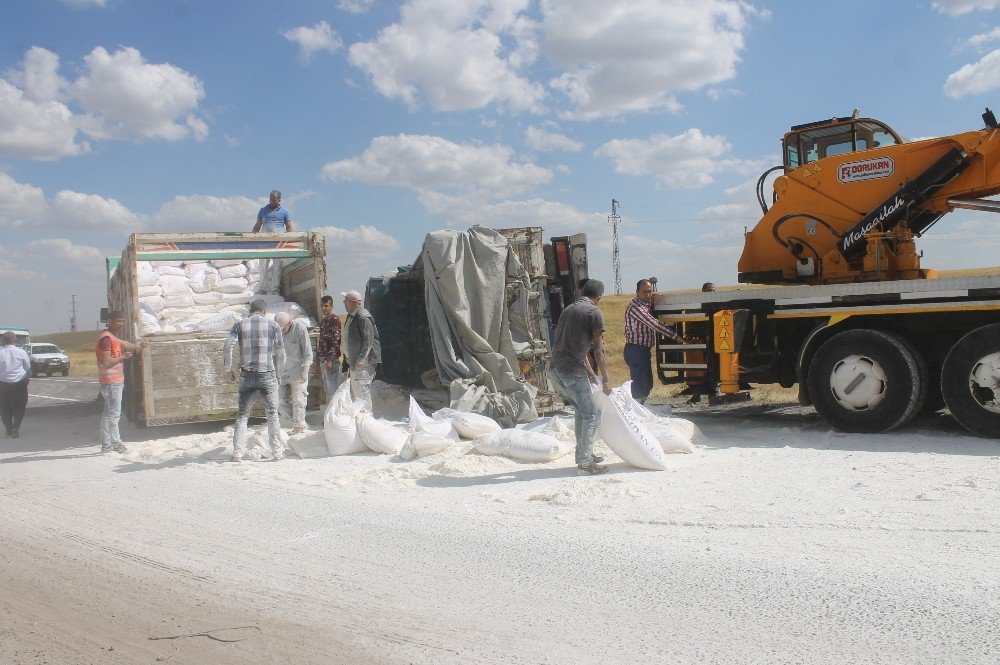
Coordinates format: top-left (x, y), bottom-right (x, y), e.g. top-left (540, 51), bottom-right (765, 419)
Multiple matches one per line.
top-left (941, 323), bottom-right (1000, 439)
top-left (808, 329), bottom-right (925, 433)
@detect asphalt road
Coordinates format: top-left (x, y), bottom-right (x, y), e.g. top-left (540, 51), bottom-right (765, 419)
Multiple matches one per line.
top-left (26, 376), bottom-right (101, 408)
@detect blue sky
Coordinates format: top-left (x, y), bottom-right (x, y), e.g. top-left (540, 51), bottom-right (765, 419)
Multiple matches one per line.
top-left (4, 0), bottom-right (1000, 333)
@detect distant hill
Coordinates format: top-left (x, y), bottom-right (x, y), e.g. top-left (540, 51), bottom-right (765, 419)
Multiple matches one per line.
top-left (34, 330), bottom-right (102, 354)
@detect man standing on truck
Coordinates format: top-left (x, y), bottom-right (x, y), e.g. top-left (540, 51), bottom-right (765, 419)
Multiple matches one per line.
top-left (224, 299), bottom-right (287, 462)
top-left (317, 295), bottom-right (343, 399)
top-left (0, 331), bottom-right (31, 438)
top-left (624, 278), bottom-right (686, 404)
top-left (274, 312), bottom-right (312, 433)
top-left (253, 190), bottom-right (293, 295)
top-left (253, 190), bottom-right (294, 233)
top-left (96, 311), bottom-right (145, 453)
top-left (551, 279), bottom-right (613, 476)
top-left (342, 290), bottom-right (381, 411)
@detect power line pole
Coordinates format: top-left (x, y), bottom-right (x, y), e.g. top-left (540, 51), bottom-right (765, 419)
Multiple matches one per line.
top-left (610, 198), bottom-right (621, 295)
top-left (70, 294), bottom-right (78, 332)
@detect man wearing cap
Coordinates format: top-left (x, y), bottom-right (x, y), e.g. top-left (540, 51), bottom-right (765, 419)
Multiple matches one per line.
top-left (223, 299), bottom-right (286, 461)
top-left (550, 279), bottom-right (612, 476)
top-left (96, 311), bottom-right (145, 453)
top-left (274, 311), bottom-right (312, 433)
top-left (342, 290), bottom-right (381, 411)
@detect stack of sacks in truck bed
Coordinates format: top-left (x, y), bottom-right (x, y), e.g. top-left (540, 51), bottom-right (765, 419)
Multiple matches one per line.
top-left (135, 259), bottom-right (316, 335)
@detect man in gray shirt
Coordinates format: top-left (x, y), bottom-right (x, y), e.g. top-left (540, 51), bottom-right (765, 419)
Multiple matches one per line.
top-left (342, 290), bottom-right (381, 411)
top-left (550, 279), bottom-right (612, 475)
top-left (274, 312), bottom-right (313, 433)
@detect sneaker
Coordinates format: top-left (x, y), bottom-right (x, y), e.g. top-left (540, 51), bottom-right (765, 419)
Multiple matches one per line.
top-left (291, 426), bottom-right (308, 434)
top-left (272, 448), bottom-right (286, 461)
top-left (101, 444), bottom-right (113, 453)
top-left (577, 463), bottom-right (609, 476)
top-left (112, 443), bottom-right (127, 454)
top-left (231, 451), bottom-right (243, 462)
top-left (590, 455), bottom-right (605, 464)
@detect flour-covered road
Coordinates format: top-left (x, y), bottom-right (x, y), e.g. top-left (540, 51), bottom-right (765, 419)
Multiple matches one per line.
top-left (1, 401), bottom-right (997, 664)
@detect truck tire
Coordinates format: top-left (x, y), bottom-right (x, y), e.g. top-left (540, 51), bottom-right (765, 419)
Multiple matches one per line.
top-left (808, 329), bottom-right (924, 433)
top-left (940, 324), bottom-right (1000, 438)
top-left (61, 368), bottom-right (69, 376)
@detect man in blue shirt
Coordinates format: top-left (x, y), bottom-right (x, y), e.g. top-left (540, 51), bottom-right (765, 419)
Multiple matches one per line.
top-left (253, 189), bottom-right (293, 294)
top-left (253, 190), bottom-right (294, 233)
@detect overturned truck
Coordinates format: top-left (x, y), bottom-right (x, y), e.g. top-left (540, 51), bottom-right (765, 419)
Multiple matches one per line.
top-left (367, 226), bottom-right (587, 427)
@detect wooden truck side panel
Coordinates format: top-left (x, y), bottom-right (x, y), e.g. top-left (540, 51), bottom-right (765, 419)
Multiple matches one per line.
top-left (108, 232), bottom-right (327, 427)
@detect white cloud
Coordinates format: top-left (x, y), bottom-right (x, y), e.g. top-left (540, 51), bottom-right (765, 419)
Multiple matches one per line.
top-left (69, 46), bottom-right (207, 141)
top-left (347, 0), bottom-right (545, 113)
top-left (312, 224), bottom-right (402, 258)
top-left (320, 134), bottom-right (552, 198)
top-left (944, 49), bottom-right (1000, 97)
top-left (338, 0), bottom-right (376, 14)
top-left (595, 128), bottom-right (742, 189)
top-left (6, 47), bottom-right (68, 103)
top-left (23, 238), bottom-right (107, 272)
top-left (933, 0), bottom-right (1000, 14)
top-left (418, 191), bottom-right (606, 237)
top-left (542, 0), bottom-right (755, 119)
top-left (0, 45), bottom-right (208, 160)
top-left (281, 21), bottom-right (344, 61)
top-left (0, 173), bottom-right (47, 229)
top-left (525, 125), bottom-right (583, 152)
top-left (965, 27), bottom-right (1000, 52)
top-left (49, 190), bottom-right (142, 232)
top-left (0, 80), bottom-right (88, 160)
top-left (149, 194), bottom-right (260, 232)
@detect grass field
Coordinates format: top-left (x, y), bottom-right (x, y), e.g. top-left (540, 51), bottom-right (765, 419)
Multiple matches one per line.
top-left (33, 330), bottom-right (100, 378)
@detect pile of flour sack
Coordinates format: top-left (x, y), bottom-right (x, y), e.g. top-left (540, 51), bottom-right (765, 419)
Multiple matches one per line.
top-left (323, 379), bottom-right (699, 471)
top-left (134, 259), bottom-right (316, 336)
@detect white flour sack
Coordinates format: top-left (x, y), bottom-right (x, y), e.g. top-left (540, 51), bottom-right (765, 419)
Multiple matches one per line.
top-left (619, 387), bottom-right (696, 454)
top-left (193, 311), bottom-right (243, 333)
top-left (433, 408), bottom-right (502, 439)
top-left (358, 416), bottom-right (408, 455)
top-left (475, 429), bottom-right (572, 462)
top-left (400, 431), bottom-right (454, 460)
top-left (216, 277), bottom-right (250, 293)
top-left (409, 397), bottom-right (456, 438)
top-left (323, 382), bottom-right (367, 455)
top-left (594, 383), bottom-right (667, 470)
top-left (218, 263), bottom-right (248, 279)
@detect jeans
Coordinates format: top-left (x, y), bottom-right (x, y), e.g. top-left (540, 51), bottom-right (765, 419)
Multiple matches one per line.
top-left (320, 359), bottom-right (342, 400)
top-left (349, 364), bottom-right (376, 412)
top-left (99, 382), bottom-right (124, 448)
top-left (279, 380), bottom-right (309, 429)
top-left (624, 343), bottom-right (654, 404)
top-left (0, 377), bottom-right (29, 433)
top-left (550, 368), bottom-right (600, 466)
top-left (233, 370), bottom-right (281, 455)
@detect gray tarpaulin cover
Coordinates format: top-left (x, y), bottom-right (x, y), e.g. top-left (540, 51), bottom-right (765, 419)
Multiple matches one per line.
top-left (422, 226), bottom-right (537, 427)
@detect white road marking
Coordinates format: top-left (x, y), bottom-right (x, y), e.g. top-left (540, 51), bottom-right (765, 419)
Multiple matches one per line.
top-left (32, 378), bottom-right (98, 384)
top-left (28, 394), bottom-right (91, 403)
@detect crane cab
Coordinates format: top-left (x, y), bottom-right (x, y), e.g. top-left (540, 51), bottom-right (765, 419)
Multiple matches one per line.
top-left (782, 117), bottom-right (904, 170)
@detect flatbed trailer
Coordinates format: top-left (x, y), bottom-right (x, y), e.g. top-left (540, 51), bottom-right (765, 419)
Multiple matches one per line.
top-left (107, 232), bottom-right (327, 427)
top-left (653, 274), bottom-right (1000, 437)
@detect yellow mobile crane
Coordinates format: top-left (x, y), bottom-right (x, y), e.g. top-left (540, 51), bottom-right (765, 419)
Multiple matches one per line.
top-left (654, 110), bottom-right (1000, 438)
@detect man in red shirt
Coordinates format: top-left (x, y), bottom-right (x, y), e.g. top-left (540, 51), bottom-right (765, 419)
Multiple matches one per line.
top-left (95, 311), bottom-right (144, 453)
top-left (624, 279), bottom-right (685, 404)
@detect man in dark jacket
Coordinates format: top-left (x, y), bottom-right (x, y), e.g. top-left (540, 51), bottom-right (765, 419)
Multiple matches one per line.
top-left (342, 290), bottom-right (381, 411)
